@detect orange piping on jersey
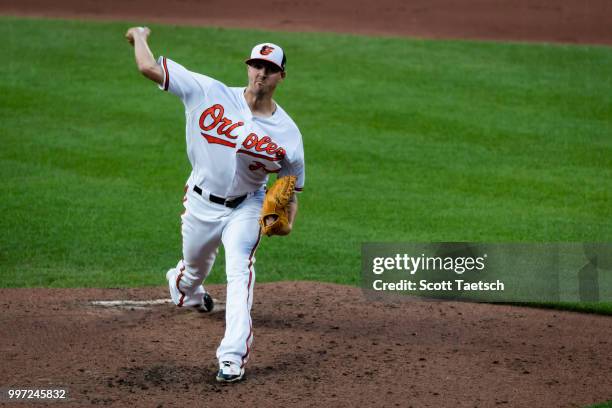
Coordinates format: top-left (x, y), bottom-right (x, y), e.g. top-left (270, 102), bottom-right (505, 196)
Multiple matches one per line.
top-left (162, 57), bottom-right (169, 91)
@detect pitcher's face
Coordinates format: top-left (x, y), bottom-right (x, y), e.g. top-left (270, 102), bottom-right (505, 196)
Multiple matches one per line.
top-left (247, 60), bottom-right (285, 94)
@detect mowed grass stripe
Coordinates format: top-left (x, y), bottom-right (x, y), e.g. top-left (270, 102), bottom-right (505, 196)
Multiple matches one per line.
top-left (1, 18), bottom-right (611, 300)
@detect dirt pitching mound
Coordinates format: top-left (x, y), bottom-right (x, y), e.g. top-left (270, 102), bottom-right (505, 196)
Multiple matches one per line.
top-left (1, 282), bottom-right (611, 407)
top-left (1, 0), bottom-right (612, 45)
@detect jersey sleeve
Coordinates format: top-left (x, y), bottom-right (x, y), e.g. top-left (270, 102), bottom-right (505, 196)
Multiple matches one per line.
top-left (157, 56), bottom-right (214, 111)
top-left (279, 135), bottom-right (305, 193)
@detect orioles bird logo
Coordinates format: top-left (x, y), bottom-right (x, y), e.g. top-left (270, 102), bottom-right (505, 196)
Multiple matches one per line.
top-left (260, 45), bottom-right (275, 55)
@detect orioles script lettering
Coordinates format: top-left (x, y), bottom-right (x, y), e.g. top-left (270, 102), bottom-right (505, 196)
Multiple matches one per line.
top-left (199, 103), bottom-right (286, 159)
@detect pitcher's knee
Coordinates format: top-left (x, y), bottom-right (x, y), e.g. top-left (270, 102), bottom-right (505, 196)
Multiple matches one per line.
top-left (225, 262), bottom-right (253, 282)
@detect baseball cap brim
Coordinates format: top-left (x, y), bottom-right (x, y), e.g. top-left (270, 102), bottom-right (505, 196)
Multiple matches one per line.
top-left (245, 58), bottom-right (285, 72)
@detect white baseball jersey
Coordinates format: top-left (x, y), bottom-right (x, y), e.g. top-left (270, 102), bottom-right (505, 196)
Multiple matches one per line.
top-left (157, 56), bottom-right (305, 199)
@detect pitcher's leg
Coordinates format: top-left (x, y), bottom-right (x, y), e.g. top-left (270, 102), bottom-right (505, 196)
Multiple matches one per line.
top-left (168, 209), bottom-right (223, 308)
top-left (216, 202), bottom-right (262, 367)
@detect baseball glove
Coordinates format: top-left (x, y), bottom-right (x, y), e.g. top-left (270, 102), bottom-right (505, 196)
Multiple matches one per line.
top-left (259, 176), bottom-right (297, 236)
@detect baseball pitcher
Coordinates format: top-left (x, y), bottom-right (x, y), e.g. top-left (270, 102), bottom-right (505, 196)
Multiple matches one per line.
top-left (125, 26), bottom-right (305, 383)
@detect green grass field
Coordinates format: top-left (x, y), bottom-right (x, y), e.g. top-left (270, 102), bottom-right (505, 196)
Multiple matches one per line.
top-left (1, 16), bottom-right (611, 295)
top-left (587, 402), bottom-right (612, 408)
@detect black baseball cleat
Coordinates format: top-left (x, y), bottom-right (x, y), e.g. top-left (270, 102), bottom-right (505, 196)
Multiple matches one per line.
top-left (192, 292), bottom-right (214, 313)
top-left (216, 361), bottom-right (245, 383)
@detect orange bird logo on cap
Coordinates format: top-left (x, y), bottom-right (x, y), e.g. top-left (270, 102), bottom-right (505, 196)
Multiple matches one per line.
top-left (260, 45), bottom-right (275, 55)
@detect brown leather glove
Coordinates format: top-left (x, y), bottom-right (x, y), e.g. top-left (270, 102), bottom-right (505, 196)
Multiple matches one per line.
top-left (259, 176), bottom-right (297, 236)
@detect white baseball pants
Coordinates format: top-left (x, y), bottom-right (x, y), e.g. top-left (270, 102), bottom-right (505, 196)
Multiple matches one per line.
top-left (167, 187), bottom-right (263, 368)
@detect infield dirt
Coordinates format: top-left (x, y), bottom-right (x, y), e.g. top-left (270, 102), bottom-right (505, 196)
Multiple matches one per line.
top-left (2, 282), bottom-right (612, 407)
top-left (1, 0), bottom-right (611, 45)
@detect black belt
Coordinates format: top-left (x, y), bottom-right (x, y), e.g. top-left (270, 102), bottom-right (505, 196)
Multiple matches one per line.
top-left (193, 185), bottom-right (247, 208)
